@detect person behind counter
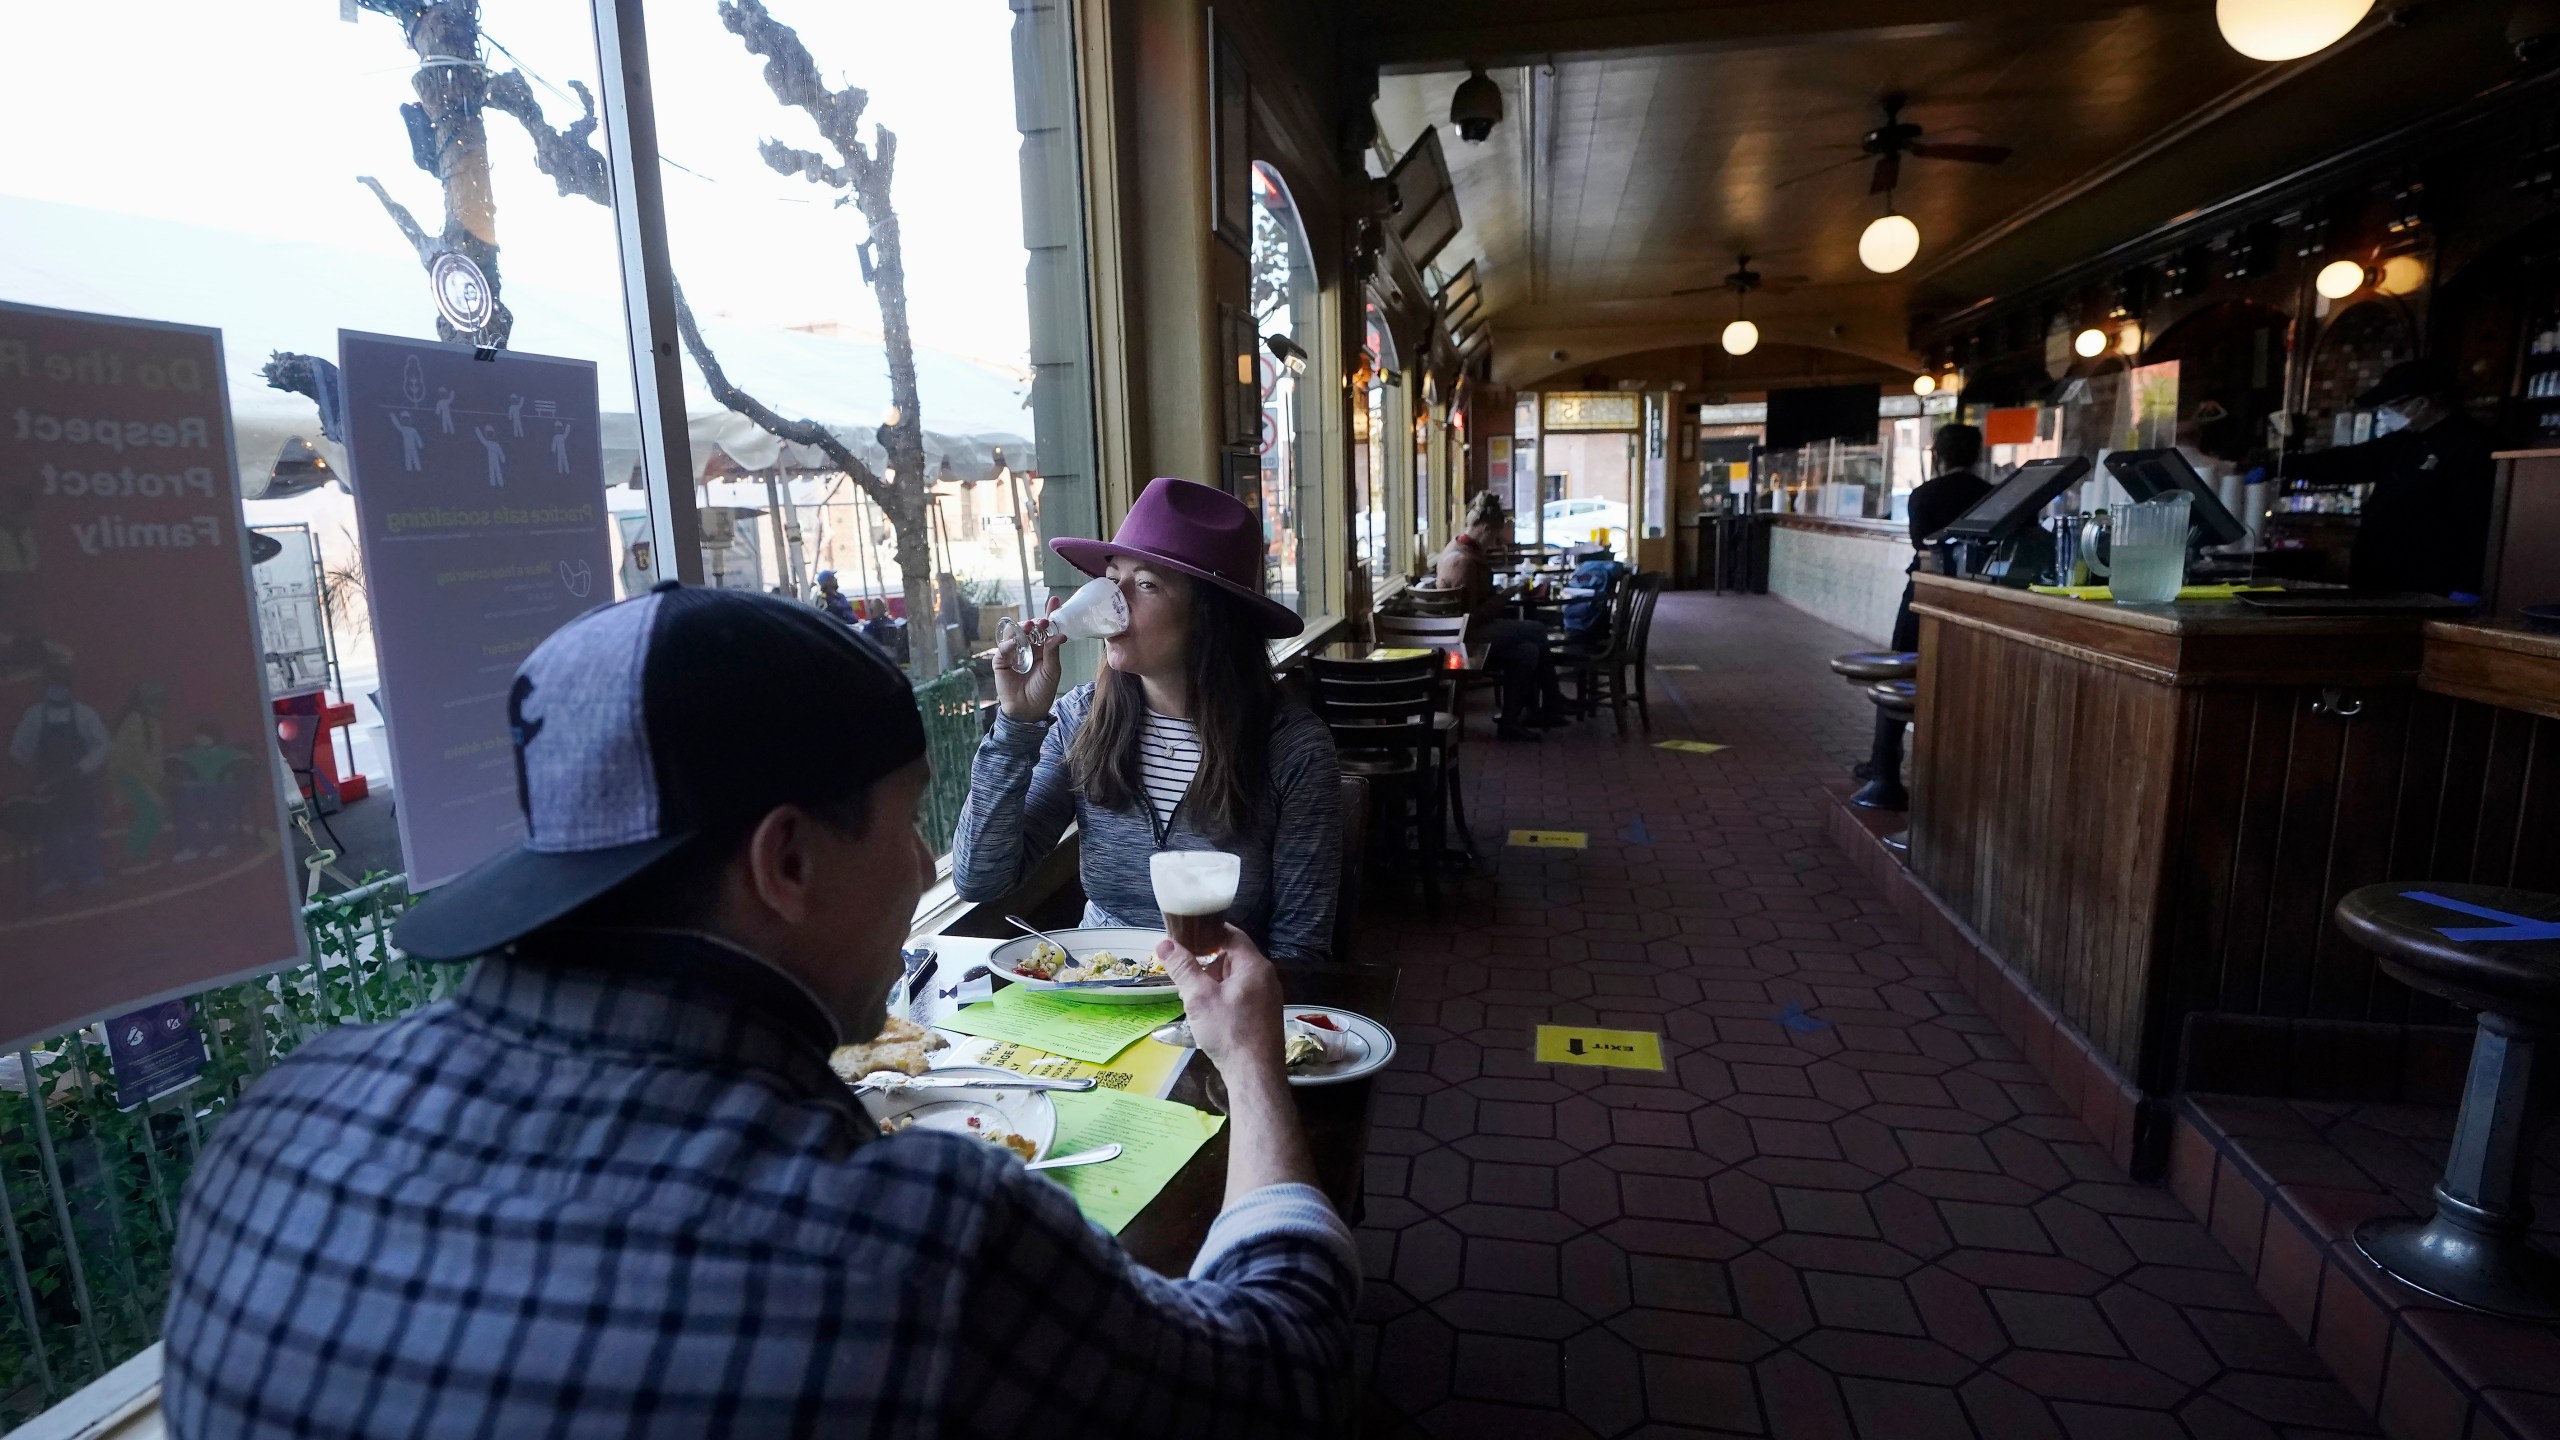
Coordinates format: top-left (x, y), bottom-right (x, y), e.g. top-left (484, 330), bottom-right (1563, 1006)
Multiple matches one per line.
top-left (161, 585), bottom-right (1357, 1435)
top-left (1890, 422), bottom-right (1990, 651)
top-left (2279, 359), bottom-right (2493, 597)
top-left (953, 476), bottom-right (1344, 962)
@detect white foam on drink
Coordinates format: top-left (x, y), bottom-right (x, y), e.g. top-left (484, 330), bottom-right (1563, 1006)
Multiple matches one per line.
top-left (1151, 850), bottom-right (1239, 915)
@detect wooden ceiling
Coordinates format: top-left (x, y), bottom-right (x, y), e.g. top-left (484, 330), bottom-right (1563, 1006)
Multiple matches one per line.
top-left (1368, 0), bottom-right (2530, 390)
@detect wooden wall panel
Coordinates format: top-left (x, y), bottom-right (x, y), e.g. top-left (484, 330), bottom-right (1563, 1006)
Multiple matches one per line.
top-left (1916, 608), bottom-right (2558, 1094)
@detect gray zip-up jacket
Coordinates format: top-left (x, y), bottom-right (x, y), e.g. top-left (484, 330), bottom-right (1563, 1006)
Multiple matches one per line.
top-left (951, 683), bottom-right (1343, 963)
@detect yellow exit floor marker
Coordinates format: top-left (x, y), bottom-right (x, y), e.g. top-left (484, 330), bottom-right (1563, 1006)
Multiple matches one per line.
top-left (1656, 740), bottom-right (1727, 755)
top-left (1534, 1025), bottom-right (1665, 1070)
top-left (1508, 829), bottom-right (1588, 849)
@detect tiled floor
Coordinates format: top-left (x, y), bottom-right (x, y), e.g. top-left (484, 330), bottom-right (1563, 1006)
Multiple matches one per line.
top-left (1350, 591), bottom-right (2379, 1439)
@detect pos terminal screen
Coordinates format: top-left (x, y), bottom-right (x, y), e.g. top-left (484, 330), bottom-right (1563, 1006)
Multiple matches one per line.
top-left (2102, 449), bottom-right (2251, 546)
top-left (1938, 456), bottom-right (2091, 543)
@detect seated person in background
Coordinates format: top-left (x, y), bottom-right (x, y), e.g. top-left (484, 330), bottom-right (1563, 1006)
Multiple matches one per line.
top-left (1436, 491), bottom-right (1570, 741)
top-left (162, 585), bottom-right (1358, 1437)
top-left (1890, 421), bottom-right (1991, 652)
top-left (1558, 554), bottom-right (1628, 652)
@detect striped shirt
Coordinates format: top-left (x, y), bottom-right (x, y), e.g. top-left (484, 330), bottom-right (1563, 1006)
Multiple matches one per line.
top-left (1139, 710), bottom-right (1203, 833)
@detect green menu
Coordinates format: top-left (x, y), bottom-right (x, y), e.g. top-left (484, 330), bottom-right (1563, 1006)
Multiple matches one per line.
top-left (1042, 1088), bottom-right (1226, 1234)
top-left (937, 985), bottom-right (1183, 1064)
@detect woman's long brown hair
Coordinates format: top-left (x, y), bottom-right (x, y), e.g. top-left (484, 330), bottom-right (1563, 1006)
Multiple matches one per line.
top-left (1067, 576), bottom-right (1276, 841)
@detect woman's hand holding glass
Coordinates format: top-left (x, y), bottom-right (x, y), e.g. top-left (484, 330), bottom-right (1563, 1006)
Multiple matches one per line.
top-left (993, 596), bottom-right (1065, 720)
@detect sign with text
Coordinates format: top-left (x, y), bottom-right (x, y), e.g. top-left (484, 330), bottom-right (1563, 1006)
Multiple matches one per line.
top-left (104, 998), bottom-right (207, 1109)
top-left (1508, 829), bottom-right (1588, 849)
top-left (340, 332), bottom-right (611, 888)
top-left (1533, 1024), bottom-right (1665, 1070)
top-left (0, 302), bottom-right (301, 1052)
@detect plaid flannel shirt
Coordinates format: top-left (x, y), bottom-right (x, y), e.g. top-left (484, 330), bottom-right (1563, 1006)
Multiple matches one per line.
top-left (163, 931), bottom-right (1358, 1437)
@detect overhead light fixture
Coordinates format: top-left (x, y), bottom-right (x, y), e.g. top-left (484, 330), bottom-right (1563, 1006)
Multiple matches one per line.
top-left (1859, 212), bottom-right (1921, 274)
top-left (2117, 323), bottom-right (2144, 357)
top-left (1912, 373), bottom-right (1937, 396)
top-left (1721, 318), bottom-right (1760, 356)
top-left (1265, 333), bottom-right (1309, 374)
top-left (2375, 254), bottom-right (2427, 296)
top-left (2073, 327), bottom-right (2109, 359)
top-left (2215, 0), bottom-right (2373, 61)
top-left (1450, 66), bottom-right (1504, 143)
top-left (2314, 258), bottom-right (2368, 299)
top-left (1941, 368), bottom-right (1964, 394)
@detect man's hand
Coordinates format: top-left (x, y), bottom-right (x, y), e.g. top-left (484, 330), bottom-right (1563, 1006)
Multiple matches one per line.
top-left (1159, 928), bottom-right (1284, 1076)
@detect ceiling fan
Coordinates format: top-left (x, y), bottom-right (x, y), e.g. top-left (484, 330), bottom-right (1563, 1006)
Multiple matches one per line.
top-left (1778, 93), bottom-right (2013, 193)
top-left (1671, 254), bottom-right (1806, 299)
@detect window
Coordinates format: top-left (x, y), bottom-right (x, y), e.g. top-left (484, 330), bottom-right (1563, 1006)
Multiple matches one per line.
top-left (1250, 162), bottom-right (1320, 617)
top-left (1358, 299), bottom-right (1397, 581)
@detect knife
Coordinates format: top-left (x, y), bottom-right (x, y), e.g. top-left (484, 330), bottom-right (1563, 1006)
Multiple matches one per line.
top-left (857, 1073), bottom-right (1098, 1094)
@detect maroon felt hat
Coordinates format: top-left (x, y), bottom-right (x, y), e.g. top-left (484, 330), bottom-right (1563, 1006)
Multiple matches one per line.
top-left (1050, 477), bottom-right (1303, 638)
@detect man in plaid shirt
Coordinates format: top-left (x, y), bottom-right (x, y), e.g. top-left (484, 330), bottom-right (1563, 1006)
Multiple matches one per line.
top-left (163, 585), bottom-right (1357, 1437)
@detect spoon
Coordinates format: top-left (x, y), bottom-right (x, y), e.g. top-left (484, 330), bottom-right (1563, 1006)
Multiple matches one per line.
top-left (1025, 1142), bottom-right (1123, 1172)
top-left (1005, 914), bottom-right (1075, 952)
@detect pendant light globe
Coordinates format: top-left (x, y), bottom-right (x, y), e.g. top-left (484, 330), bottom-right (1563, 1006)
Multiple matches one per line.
top-left (1912, 373), bottom-right (1936, 396)
top-left (1721, 319), bottom-right (1760, 356)
top-left (2314, 259), bottom-right (2368, 299)
top-left (2215, 0), bottom-right (2372, 60)
top-left (1859, 213), bottom-right (1921, 274)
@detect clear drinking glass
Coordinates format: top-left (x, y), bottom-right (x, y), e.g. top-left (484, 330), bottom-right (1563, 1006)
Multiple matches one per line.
top-left (998, 576), bottom-right (1129, 672)
top-left (1151, 850), bottom-right (1241, 958)
top-left (2107, 492), bottom-right (2191, 605)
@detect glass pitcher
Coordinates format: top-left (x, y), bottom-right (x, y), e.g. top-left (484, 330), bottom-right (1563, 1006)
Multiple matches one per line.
top-left (2103, 492), bottom-right (2191, 604)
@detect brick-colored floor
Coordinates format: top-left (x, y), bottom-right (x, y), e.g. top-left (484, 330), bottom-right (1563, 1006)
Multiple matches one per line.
top-left (1351, 592), bottom-right (2378, 1440)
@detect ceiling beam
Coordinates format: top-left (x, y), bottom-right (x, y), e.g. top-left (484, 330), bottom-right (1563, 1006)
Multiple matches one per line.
top-left (1373, 0), bottom-right (2209, 73)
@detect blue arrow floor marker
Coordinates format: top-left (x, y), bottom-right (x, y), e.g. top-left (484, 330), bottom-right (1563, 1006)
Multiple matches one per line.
top-left (2401, 891), bottom-right (2560, 943)
top-left (1777, 1002), bottom-right (1831, 1033)
top-left (1620, 816), bottom-right (1654, 845)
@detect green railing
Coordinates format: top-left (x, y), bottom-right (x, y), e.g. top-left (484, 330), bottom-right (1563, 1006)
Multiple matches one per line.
top-left (916, 666), bottom-right (984, 856)
top-left (0, 673), bottom-right (987, 1424)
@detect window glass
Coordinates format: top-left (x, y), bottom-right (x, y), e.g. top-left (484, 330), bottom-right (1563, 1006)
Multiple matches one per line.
top-left (1250, 162), bottom-right (1319, 616)
top-left (0, 0), bottom-right (648, 797)
top-left (1360, 300), bottom-right (1395, 580)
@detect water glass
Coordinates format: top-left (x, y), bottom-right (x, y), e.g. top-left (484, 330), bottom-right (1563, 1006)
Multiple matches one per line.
top-left (2108, 492), bottom-right (2190, 605)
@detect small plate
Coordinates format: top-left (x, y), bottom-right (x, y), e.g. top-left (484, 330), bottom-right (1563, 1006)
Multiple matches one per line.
top-left (1282, 1007), bottom-right (1395, 1087)
top-left (987, 926), bottom-right (1182, 1005)
top-left (854, 1065), bottom-right (1057, 1161)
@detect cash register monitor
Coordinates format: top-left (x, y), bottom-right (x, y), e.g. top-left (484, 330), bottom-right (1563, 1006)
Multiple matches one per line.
top-left (1937, 456), bottom-right (2091, 543)
top-left (2103, 448), bottom-right (2249, 547)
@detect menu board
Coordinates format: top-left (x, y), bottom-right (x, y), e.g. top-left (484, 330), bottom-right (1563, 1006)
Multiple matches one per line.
top-left (339, 332), bottom-right (611, 889)
top-left (0, 301), bottom-right (302, 1052)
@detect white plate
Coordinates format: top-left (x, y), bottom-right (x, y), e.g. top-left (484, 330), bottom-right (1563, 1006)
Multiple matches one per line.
top-left (854, 1065), bottom-right (1057, 1161)
top-left (987, 926), bottom-right (1183, 1006)
top-left (1282, 1007), bottom-right (1396, 1087)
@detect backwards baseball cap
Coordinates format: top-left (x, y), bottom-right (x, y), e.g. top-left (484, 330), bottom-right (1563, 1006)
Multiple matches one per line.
top-left (395, 583), bottom-right (927, 962)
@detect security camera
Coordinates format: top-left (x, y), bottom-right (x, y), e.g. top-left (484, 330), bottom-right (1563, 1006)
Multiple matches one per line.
top-left (1450, 66), bottom-right (1503, 143)
top-left (1550, 349), bottom-right (1568, 363)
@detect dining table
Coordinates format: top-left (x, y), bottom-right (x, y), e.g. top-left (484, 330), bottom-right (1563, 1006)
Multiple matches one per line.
top-left (908, 933), bottom-right (1398, 1276)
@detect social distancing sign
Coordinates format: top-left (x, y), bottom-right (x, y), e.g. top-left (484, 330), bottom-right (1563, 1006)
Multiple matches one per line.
top-left (1656, 740), bottom-right (1727, 755)
top-left (1508, 829), bottom-right (1588, 849)
top-left (1534, 1025), bottom-right (1665, 1070)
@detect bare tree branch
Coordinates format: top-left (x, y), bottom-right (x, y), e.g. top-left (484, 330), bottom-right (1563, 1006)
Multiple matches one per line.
top-left (485, 73), bottom-right (610, 205)
top-left (357, 176), bottom-right (438, 265)
top-left (671, 284), bottom-right (897, 516)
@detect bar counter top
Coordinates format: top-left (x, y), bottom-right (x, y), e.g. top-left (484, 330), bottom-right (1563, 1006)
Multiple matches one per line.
top-left (1908, 573), bottom-right (2435, 686)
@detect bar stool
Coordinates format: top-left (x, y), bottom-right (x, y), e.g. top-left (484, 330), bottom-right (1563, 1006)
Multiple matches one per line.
top-left (2333, 884), bottom-right (2560, 1321)
top-left (1829, 651), bottom-right (1917, 685)
top-left (1831, 651), bottom-right (1917, 808)
top-left (1856, 680), bottom-right (1916, 810)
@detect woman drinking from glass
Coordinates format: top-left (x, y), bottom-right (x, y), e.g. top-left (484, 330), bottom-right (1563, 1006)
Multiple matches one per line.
top-left (952, 477), bottom-right (1344, 962)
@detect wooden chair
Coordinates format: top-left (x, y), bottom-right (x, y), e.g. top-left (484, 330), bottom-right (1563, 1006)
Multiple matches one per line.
top-left (1333, 774), bottom-right (1369, 962)
top-left (1306, 653), bottom-right (1445, 913)
top-left (1563, 572), bottom-right (1666, 732)
top-left (1396, 585), bottom-right (1467, 618)
top-left (1371, 612), bottom-right (1483, 852)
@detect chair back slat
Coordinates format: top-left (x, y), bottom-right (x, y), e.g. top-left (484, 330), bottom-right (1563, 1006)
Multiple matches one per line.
top-left (1307, 654), bottom-right (1439, 761)
top-left (1374, 612), bottom-right (1469, 657)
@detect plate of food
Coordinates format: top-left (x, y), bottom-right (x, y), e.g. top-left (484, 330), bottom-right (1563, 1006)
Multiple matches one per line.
top-left (987, 926), bottom-right (1182, 1005)
top-left (1153, 1007), bottom-right (1395, 1086)
top-left (853, 1065), bottom-right (1057, 1163)
top-left (827, 1014), bottom-right (949, 1080)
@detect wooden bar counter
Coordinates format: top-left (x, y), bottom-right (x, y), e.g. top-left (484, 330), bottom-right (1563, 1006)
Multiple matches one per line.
top-left (1904, 576), bottom-right (2560, 1145)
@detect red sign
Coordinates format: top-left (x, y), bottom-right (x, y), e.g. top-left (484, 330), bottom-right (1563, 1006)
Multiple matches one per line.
top-left (0, 302), bottom-right (301, 1051)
